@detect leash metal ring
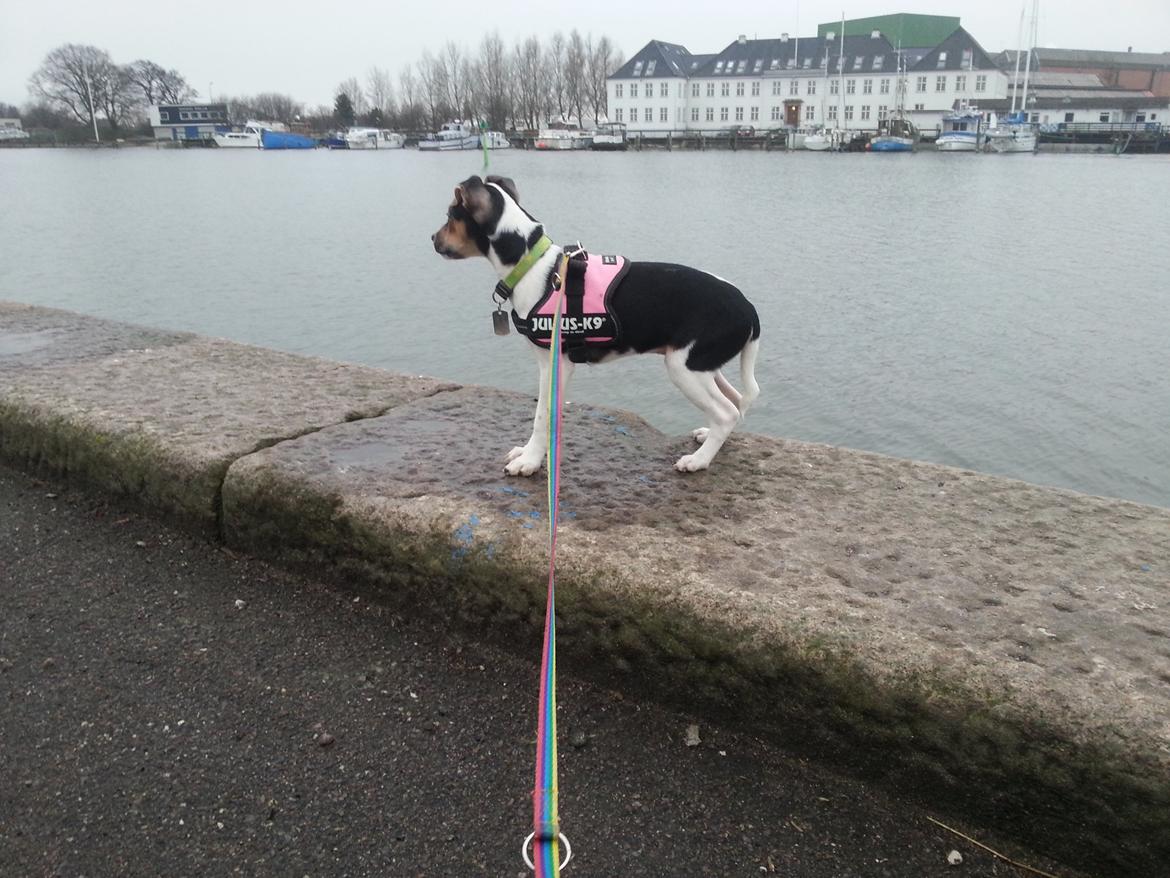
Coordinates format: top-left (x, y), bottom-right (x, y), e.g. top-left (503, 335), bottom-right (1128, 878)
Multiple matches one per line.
top-left (521, 831), bottom-right (572, 871)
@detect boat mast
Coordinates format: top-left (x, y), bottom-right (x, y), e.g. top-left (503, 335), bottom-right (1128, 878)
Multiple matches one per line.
top-left (838, 11), bottom-right (845, 133)
top-left (1020, 0), bottom-right (1038, 119)
top-left (1010, 6), bottom-right (1024, 114)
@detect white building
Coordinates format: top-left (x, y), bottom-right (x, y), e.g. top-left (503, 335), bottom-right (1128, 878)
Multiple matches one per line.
top-left (608, 14), bottom-right (1010, 138)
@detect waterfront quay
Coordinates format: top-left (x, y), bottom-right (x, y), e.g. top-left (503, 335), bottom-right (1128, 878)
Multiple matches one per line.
top-left (2, 301), bottom-right (1168, 875)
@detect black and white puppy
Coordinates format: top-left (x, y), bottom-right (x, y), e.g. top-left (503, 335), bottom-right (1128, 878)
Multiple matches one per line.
top-left (432, 174), bottom-right (760, 476)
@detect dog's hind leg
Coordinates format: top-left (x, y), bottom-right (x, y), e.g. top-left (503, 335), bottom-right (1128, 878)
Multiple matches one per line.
top-left (666, 348), bottom-right (740, 472)
top-left (738, 338), bottom-right (761, 416)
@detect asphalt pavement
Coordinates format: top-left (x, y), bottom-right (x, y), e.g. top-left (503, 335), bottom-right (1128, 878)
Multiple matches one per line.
top-left (0, 465), bottom-right (1081, 878)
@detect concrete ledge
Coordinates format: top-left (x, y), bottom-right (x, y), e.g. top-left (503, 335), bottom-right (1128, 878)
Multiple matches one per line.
top-left (0, 302), bottom-right (455, 531)
top-left (4, 304), bottom-right (1169, 875)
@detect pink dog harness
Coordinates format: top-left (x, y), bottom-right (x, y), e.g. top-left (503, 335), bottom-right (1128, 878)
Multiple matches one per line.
top-left (512, 251), bottom-right (630, 352)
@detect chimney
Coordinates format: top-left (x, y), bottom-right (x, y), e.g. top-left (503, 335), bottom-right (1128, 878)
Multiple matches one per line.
top-left (1128, 46), bottom-right (1133, 53)
top-left (738, 34), bottom-right (747, 45)
top-left (825, 31), bottom-right (836, 41)
top-left (872, 30), bottom-right (881, 39)
top-left (780, 33), bottom-right (789, 43)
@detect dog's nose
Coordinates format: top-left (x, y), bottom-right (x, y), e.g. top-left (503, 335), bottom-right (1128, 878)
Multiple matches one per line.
top-left (430, 233), bottom-right (436, 243)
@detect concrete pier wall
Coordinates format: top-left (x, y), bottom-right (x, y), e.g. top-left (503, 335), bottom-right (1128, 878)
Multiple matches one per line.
top-left (2, 301), bottom-right (1168, 876)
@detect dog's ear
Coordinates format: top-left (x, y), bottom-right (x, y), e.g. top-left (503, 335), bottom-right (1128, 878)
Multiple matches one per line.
top-left (457, 175), bottom-right (495, 225)
top-left (486, 175), bottom-right (519, 204)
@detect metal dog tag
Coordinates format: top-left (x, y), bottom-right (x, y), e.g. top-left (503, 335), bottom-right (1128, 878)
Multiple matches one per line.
top-left (492, 307), bottom-right (511, 336)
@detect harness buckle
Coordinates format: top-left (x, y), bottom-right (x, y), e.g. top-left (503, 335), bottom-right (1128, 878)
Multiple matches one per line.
top-left (494, 280), bottom-right (512, 302)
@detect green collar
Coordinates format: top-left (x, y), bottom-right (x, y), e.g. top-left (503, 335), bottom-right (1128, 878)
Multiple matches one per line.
top-left (495, 234), bottom-right (552, 300)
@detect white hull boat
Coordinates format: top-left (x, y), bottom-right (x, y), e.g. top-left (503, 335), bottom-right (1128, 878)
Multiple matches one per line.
top-left (345, 128), bottom-right (405, 149)
top-left (419, 121), bottom-right (510, 151)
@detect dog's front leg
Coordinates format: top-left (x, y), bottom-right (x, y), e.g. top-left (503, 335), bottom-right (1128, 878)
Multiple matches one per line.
top-left (505, 346), bottom-right (573, 477)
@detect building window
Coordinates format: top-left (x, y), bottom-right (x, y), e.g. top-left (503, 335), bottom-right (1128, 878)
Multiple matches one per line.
top-left (936, 75), bottom-right (947, 92)
top-left (863, 79), bottom-right (872, 94)
top-left (734, 107), bottom-right (743, 121)
top-left (633, 61), bottom-right (643, 76)
top-left (872, 55), bottom-right (884, 69)
top-left (790, 80), bottom-right (799, 96)
top-left (179, 111), bottom-right (190, 119)
top-left (753, 59), bottom-right (763, 73)
top-left (615, 108), bottom-right (623, 122)
top-left (916, 76), bottom-right (927, 93)
top-left (772, 81), bottom-right (782, 95)
top-left (1100, 111), bottom-right (1111, 123)
top-left (937, 51), bottom-right (948, 69)
top-left (861, 105), bottom-right (871, 120)
top-left (830, 79), bottom-right (839, 95)
top-left (692, 83), bottom-right (700, 97)
top-left (806, 104), bottom-right (815, 121)
top-left (159, 111), bottom-right (169, 121)
top-left (715, 61), bottom-right (724, 74)
top-left (962, 49), bottom-right (974, 69)
top-left (846, 79), bottom-right (856, 94)
top-left (628, 107), bottom-right (636, 122)
top-left (691, 107), bottom-right (699, 121)
top-left (975, 75), bottom-right (987, 92)
top-left (706, 107), bottom-right (714, 122)
top-left (878, 105), bottom-right (889, 120)
top-left (656, 107), bottom-right (664, 122)
top-left (707, 82), bottom-right (715, 97)
top-left (955, 75), bottom-right (967, 93)
top-left (880, 78), bottom-right (890, 94)
top-left (721, 83), bottom-right (730, 97)
top-left (771, 106), bottom-right (781, 121)
top-left (803, 57), bottom-right (812, 69)
top-left (615, 84), bottom-right (623, 98)
top-left (913, 103), bottom-right (925, 111)
top-left (751, 81), bottom-right (760, 96)
top-left (630, 83), bottom-right (638, 98)
top-left (827, 105), bottom-right (838, 121)
top-left (720, 107), bottom-right (728, 121)
top-left (1064, 112), bottom-right (1075, 123)
top-left (844, 105), bottom-right (854, 121)
top-left (750, 106), bottom-right (759, 121)
top-left (736, 82), bottom-right (744, 96)
top-left (646, 60), bottom-right (656, 75)
top-left (854, 55), bottom-right (864, 69)
top-left (807, 80), bottom-right (816, 95)
top-left (660, 82), bottom-right (668, 97)
top-left (736, 59), bottom-right (747, 73)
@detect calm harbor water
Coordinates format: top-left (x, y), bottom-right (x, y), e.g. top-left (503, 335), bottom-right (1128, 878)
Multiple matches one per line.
top-left (2, 147), bottom-right (1169, 508)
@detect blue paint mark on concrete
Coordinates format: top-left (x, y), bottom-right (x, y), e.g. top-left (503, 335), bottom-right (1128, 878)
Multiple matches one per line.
top-left (452, 515), bottom-right (481, 560)
top-left (499, 486), bottom-right (530, 497)
top-left (615, 425), bottom-right (631, 436)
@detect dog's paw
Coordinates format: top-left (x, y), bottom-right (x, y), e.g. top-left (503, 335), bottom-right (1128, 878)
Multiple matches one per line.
top-left (505, 454), bottom-right (544, 477)
top-left (674, 453), bottom-right (711, 473)
top-left (505, 445), bottom-right (527, 463)
top-left (691, 428), bottom-right (710, 444)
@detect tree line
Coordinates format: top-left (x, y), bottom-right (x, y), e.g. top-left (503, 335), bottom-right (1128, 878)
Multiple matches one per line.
top-left (13, 31), bottom-right (624, 140)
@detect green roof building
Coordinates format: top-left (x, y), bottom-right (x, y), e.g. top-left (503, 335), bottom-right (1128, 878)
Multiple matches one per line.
top-left (817, 13), bottom-right (961, 48)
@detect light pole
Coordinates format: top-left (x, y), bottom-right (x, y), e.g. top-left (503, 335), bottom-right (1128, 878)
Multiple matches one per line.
top-left (209, 82), bottom-right (214, 103)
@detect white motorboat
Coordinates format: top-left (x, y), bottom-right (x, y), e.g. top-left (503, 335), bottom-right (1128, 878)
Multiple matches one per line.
top-left (937, 108), bottom-right (984, 152)
top-left (534, 121), bottom-right (592, 150)
top-left (345, 128), bottom-right (405, 149)
top-left (212, 121), bottom-right (265, 148)
top-left (590, 122), bottom-right (627, 151)
top-left (419, 120), bottom-right (510, 151)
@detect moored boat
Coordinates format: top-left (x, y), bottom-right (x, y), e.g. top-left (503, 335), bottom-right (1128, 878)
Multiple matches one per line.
top-left (869, 50), bottom-right (917, 153)
top-left (419, 120), bottom-right (509, 151)
top-left (345, 127), bottom-right (405, 149)
top-left (212, 121), bottom-right (265, 148)
top-left (590, 122), bottom-right (627, 151)
top-left (937, 107), bottom-right (984, 152)
top-left (989, 1), bottom-right (1040, 154)
top-left (260, 128), bottom-right (316, 150)
top-left (535, 121), bottom-right (592, 150)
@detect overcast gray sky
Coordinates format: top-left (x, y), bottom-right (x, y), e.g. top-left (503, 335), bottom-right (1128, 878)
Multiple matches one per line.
top-left (3, 1), bottom-right (1168, 110)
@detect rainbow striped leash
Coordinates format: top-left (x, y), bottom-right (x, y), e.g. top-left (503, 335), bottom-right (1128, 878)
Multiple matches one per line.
top-left (522, 251), bottom-right (573, 875)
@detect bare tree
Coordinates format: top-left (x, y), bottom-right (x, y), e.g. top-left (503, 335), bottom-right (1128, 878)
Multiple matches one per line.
top-left (565, 30), bottom-right (588, 125)
top-left (512, 37), bottom-right (544, 130)
top-left (125, 60), bottom-right (195, 106)
top-left (441, 42), bottom-right (471, 120)
top-left (417, 50), bottom-right (450, 130)
top-left (230, 92), bottom-right (303, 125)
top-left (585, 36), bottom-right (620, 122)
top-left (397, 65), bottom-right (423, 129)
top-left (366, 66), bottom-right (395, 118)
top-left (476, 32), bottom-right (511, 131)
top-left (546, 32), bottom-right (567, 120)
top-left (28, 44), bottom-right (113, 133)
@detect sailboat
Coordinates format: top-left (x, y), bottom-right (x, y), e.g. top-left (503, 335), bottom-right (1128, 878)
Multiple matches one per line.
top-left (803, 45), bottom-right (834, 151)
top-left (870, 48), bottom-right (918, 152)
top-left (988, 1), bottom-right (1040, 153)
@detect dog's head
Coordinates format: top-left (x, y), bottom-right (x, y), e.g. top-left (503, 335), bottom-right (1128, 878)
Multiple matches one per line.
top-left (431, 175), bottom-right (529, 262)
